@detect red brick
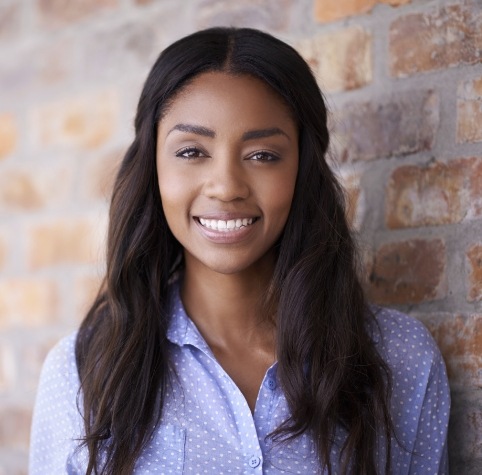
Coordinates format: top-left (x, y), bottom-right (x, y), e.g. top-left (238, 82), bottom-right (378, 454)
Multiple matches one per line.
top-left (0, 406), bottom-right (31, 450)
top-left (0, 113), bottom-right (17, 159)
top-left (314, 0), bottom-right (410, 23)
top-left (0, 166), bottom-right (73, 211)
top-left (457, 76), bottom-right (482, 144)
top-left (80, 148), bottom-right (122, 201)
top-left (74, 273), bottom-right (102, 323)
top-left (449, 390), bottom-right (482, 463)
top-left (0, 345), bottom-right (16, 393)
top-left (367, 239), bottom-right (446, 305)
top-left (338, 172), bottom-right (364, 229)
top-left (296, 27), bottom-right (372, 93)
top-left (390, 4), bottom-right (482, 77)
top-left (386, 157), bottom-right (482, 228)
top-left (0, 279), bottom-right (59, 328)
top-left (30, 90), bottom-right (118, 151)
top-left (37, 0), bottom-right (118, 27)
top-left (418, 313), bottom-right (482, 388)
top-left (82, 22), bottom-right (157, 81)
top-left (197, 0), bottom-right (294, 32)
top-left (386, 159), bottom-right (465, 228)
top-left (0, 1), bottom-right (21, 39)
top-left (27, 217), bottom-right (104, 269)
top-left (0, 231), bottom-right (7, 270)
top-left (331, 90), bottom-right (439, 162)
top-left (467, 244), bottom-right (482, 302)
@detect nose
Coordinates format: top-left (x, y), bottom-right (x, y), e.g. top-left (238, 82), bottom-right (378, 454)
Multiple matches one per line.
top-left (203, 155), bottom-right (250, 202)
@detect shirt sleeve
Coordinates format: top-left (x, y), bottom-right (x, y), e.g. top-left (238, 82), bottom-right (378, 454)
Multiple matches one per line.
top-left (408, 345), bottom-right (450, 475)
top-left (29, 332), bottom-right (85, 475)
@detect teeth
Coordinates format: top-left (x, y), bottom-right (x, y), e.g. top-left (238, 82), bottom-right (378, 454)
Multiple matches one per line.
top-left (198, 217), bottom-right (254, 231)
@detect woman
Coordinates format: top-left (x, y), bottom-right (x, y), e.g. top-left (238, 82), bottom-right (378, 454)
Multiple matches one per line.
top-left (30, 27), bottom-right (450, 474)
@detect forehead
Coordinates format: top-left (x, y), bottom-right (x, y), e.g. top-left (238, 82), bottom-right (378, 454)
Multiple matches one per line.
top-left (158, 72), bottom-right (297, 136)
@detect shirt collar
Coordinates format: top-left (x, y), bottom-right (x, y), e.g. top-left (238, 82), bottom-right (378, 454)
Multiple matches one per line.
top-left (166, 279), bottom-right (213, 355)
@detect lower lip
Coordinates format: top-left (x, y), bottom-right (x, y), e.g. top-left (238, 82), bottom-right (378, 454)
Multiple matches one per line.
top-left (194, 218), bottom-right (259, 244)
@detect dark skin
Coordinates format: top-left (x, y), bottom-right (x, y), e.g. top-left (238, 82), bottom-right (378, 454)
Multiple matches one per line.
top-left (156, 72), bottom-right (299, 412)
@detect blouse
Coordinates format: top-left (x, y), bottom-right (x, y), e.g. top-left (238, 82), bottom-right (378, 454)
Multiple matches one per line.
top-left (29, 282), bottom-right (450, 474)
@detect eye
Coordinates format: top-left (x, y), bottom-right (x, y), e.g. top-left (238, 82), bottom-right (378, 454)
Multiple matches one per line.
top-left (247, 150), bottom-right (280, 162)
top-left (175, 146), bottom-right (207, 159)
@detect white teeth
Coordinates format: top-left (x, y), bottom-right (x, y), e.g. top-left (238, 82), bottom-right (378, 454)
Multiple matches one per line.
top-left (198, 217), bottom-right (255, 231)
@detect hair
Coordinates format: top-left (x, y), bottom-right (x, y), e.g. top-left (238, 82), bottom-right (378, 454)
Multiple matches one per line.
top-left (76, 27), bottom-right (394, 475)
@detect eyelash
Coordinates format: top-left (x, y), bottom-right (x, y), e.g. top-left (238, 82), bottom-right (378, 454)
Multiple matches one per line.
top-left (175, 147), bottom-right (280, 162)
top-left (175, 146), bottom-right (207, 159)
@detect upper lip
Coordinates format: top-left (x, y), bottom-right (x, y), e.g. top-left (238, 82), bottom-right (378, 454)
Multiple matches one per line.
top-left (193, 212), bottom-right (260, 220)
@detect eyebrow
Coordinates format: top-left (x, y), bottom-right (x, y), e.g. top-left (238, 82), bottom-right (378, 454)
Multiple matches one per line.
top-left (167, 123), bottom-right (290, 141)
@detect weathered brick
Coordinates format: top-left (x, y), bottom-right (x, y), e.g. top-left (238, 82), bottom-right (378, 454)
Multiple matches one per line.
top-left (0, 345), bottom-right (16, 392)
top-left (82, 22), bottom-right (157, 81)
top-left (0, 279), bottom-right (58, 328)
top-left (81, 148), bottom-right (122, 201)
top-left (367, 239), bottom-right (447, 305)
top-left (338, 172), bottom-right (364, 229)
top-left (27, 218), bottom-right (103, 269)
top-left (0, 113), bottom-right (17, 159)
top-left (0, 40), bottom-right (73, 99)
top-left (37, 0), bottom-right (118, 27)
top-left (75, 274), bottom-right (102, 322)
top-left (386, 159), bottom-right (465, 228)
top-left (0, 231), bottom-right (7, 270)
top-left (197, 0), bottom-right (294, 32)
top-left (0, 406), bottom-right (31, 450)
top-left (467, 244), bottom-right (482, 302)
top-left (457, 76), bottom-right (482, 144)
top-left (390, 4), bottom-right (482, 77)
top-left (296, 27), bottom-right (372, 93)
top-left (314, 0), bottom-right (410, 23)
top-left (0, 166), bottom-right (73, 211)
top-left (386, 157), bottom-right (482, 228)
top-left (449, 390), bottom-right (482, 464)
top-left (419, 313), bottom-right (482, 388)
top-left (331, 90), bottom-right (439, 162)
top-left (0, 1), bottom-right (22, 39)
top-left (30, 90), bottom-right (118, 150)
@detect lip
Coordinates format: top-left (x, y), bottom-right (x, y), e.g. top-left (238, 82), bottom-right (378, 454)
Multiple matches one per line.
top-left (193, 215), bottom-right (260, 244)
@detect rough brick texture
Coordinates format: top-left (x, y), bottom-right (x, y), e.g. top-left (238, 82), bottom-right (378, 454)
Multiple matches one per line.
top-left (315, 0), bottom-right (411, 23)
top-left (457, 75), bottom-right (482, 144)
top-left (390, 3), bottom-right (482, 77)
top-left (38, 0), bottom-right (118, 26)
top-left (331, 90), bottom-right (439, 162)
top-left (0, 113), bottom-right (17, 159)
top-left (1, 0), bottom-right (482, 473)
top-left (467, 244), bottom-right (482, 302)
top-left (367, 239), bottom-right (447, 305)
top-left (296, 27), bottom-right (372, 93)
top-left (386, 157), bottom-right (482, 228)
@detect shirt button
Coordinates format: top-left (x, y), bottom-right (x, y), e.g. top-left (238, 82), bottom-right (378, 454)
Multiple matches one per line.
top-left (265, 378), bottom-right (277, 390)
top-left (248, 455), bottom-right (261, 468)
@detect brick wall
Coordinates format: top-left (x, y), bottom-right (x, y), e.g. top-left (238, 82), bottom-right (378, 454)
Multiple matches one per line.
top-left (0, 0), bottom-right (480, 473)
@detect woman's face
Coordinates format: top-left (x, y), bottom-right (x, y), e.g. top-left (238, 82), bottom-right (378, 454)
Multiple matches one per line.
top-left (156, 72), bottom-right (299, 276)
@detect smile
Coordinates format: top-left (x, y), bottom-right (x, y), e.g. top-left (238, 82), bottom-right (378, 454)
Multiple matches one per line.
top-left (198, 217), bottom-right (257, 231)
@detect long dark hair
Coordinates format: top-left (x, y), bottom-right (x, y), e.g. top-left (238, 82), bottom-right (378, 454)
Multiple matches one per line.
top-left (76, 27), bottom-right (394, 475)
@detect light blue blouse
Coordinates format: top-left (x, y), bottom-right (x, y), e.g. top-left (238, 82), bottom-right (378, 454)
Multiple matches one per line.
top-left (30, 284), bottom-right (450, 474)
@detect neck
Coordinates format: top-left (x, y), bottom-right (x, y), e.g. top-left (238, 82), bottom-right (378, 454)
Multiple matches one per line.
top-left (180, 256), bottom-right (276, 351)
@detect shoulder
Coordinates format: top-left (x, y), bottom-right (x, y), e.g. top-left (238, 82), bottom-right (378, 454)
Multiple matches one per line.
top-left (36, 331), bottom-right (80, 400)
top-left (369, 307), bottom-right (444, 378)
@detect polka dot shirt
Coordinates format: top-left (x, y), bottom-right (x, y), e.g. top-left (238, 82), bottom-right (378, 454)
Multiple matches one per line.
top-left (29, 285), bottom-right (450, 474)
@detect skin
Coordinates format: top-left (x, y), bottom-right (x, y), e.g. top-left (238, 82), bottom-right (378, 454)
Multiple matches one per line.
top-left (156, 72), bottom-right (299, 412)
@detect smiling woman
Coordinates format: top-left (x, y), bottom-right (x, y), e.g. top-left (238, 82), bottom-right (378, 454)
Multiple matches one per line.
top-left (29, 28), bottom-right (450, 475)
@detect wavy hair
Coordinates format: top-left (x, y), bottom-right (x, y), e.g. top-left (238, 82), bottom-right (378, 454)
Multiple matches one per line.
top-left (76, 27), bottom-right (394, 475)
